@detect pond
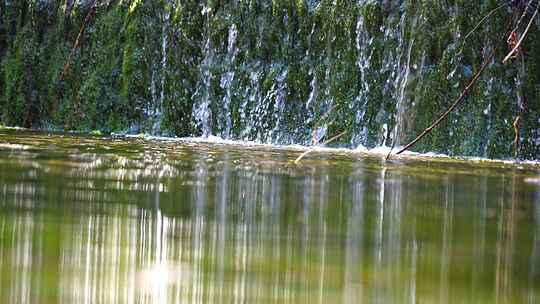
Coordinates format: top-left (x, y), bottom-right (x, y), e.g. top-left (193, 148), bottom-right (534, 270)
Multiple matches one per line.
top-left (0, 130), bottom-right (539, 303)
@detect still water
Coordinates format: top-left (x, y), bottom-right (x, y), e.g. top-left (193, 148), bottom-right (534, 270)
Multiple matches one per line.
top-left (0, 130), bottom-right (539, 303)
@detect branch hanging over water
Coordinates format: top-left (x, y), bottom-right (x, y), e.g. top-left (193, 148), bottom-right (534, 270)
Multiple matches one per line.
top-left (391, 5), bottom-right (529, 157)
top-left (395, 49), bottom-right (497, 156)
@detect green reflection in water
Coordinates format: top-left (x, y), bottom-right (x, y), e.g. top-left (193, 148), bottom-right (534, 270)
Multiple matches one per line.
top-left (0, 130), bottom-right (539, 303)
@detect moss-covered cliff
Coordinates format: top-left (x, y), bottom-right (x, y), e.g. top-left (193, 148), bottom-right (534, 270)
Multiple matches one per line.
top-left (1, 1), bottom-right (539, 159)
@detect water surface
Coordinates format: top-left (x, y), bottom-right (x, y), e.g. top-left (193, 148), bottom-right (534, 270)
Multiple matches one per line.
top-left (1, 130), bottom-right (539, 303)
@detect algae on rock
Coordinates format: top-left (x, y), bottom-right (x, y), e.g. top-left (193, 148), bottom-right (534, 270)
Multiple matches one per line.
top-left (0, 0), bottom-right (539, 159)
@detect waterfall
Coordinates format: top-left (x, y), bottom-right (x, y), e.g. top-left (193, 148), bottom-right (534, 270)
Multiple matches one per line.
top-left (3, 1), bottom-right (539, 158)
top-left (481, 8), bottom-right (495, 156)
top-left (192, 5), bottom-right (214, 138)
top-left (193, 34), bottom-right (213, 138)
top-left (352, 10), bottom-right (371, 148)
top-left (381, 9), bottom-right (405, 147)
top-left (239, 70), bottom-right (262, 140)
top-left (154, 7), bottom-right (169, 134)
top-left (316, 3), bottom-right (338, 146)
top-left (219, 24), bottom-right (238, 139)
top-left (307, 69), bottom-right (321, 144)
top-left (141, 3), bottom-right (169, 135)
top-left (392, 13), bottom-right (418, 147)
top-left (268, 69), bottom-right (288, 143)
top-left (305, 22), bottom-right (319, 145)
top-left (306, 70), bottom-right (317, 118)
top-left (352, 2), bottom-right (419, 149)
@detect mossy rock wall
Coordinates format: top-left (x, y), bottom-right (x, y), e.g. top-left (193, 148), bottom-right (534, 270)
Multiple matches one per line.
top-left (0, 1), bottom-right (539, 159)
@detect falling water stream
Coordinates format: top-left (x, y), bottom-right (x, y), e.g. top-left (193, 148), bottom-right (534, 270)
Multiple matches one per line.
top-left (1, 2), bottom-right (539, 158)
top-left (1, 130), bottom-right (540, 303)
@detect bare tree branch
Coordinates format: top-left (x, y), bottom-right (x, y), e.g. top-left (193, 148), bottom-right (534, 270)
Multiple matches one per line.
top-left (503, 0), bottom-right (540, 63)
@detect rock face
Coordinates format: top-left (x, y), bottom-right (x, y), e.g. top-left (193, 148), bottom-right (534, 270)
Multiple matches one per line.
top-left (0, 1), bottom-right (539, 158)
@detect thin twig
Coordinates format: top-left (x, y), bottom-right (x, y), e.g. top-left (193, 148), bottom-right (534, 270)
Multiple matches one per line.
top-left (294, 131), bottom-right (347, 164)
top-left (310, 104), bottom-right (339, 142)
top-left (54, 0), bottom-right (100, 114)
top-left (503, 0), bottom-right (540, 63)
top-left (385, 140), bottom-right (396, 160)
top-left (58, 0), bottom-right (100, 81)
top-left (463, 3), bottom-right (508, 42)
top-left (294, 149), bottom-right (313, 164)
top-left (319, 104), bottom-right (339, 123)
top-left (322, 130), bottom-right (347, 146)
top-left (512, 116), bottom-right (521, 157)
top-left (512, 0), bottom-right (535, 34)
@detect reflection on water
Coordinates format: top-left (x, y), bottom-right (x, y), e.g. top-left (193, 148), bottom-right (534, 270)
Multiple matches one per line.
top-left (0, 131), bottom-right (540, 303)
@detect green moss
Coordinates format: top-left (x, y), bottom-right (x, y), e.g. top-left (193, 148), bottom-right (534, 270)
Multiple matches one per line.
top-left (90, 130), bottom-right (102, 136)
top-left (0, 1), bottom-right (538, 158)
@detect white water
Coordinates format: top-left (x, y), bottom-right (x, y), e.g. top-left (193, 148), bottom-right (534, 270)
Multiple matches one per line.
top-left (219, 24), bottom-right (238, 139)
top-left (113, 131), bottom-right (540, 168)
top-left (391, 13), bottom-right (418, 147)
top-left (352, 10), bottom-right (371, 147)
top-left (192, 5), bottom-right (214, 138)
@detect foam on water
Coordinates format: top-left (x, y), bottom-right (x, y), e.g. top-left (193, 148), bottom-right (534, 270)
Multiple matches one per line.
top-left (119, 134), bottom-right (540, 168)
top-left (2, 127), bottom-right (539, 168)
